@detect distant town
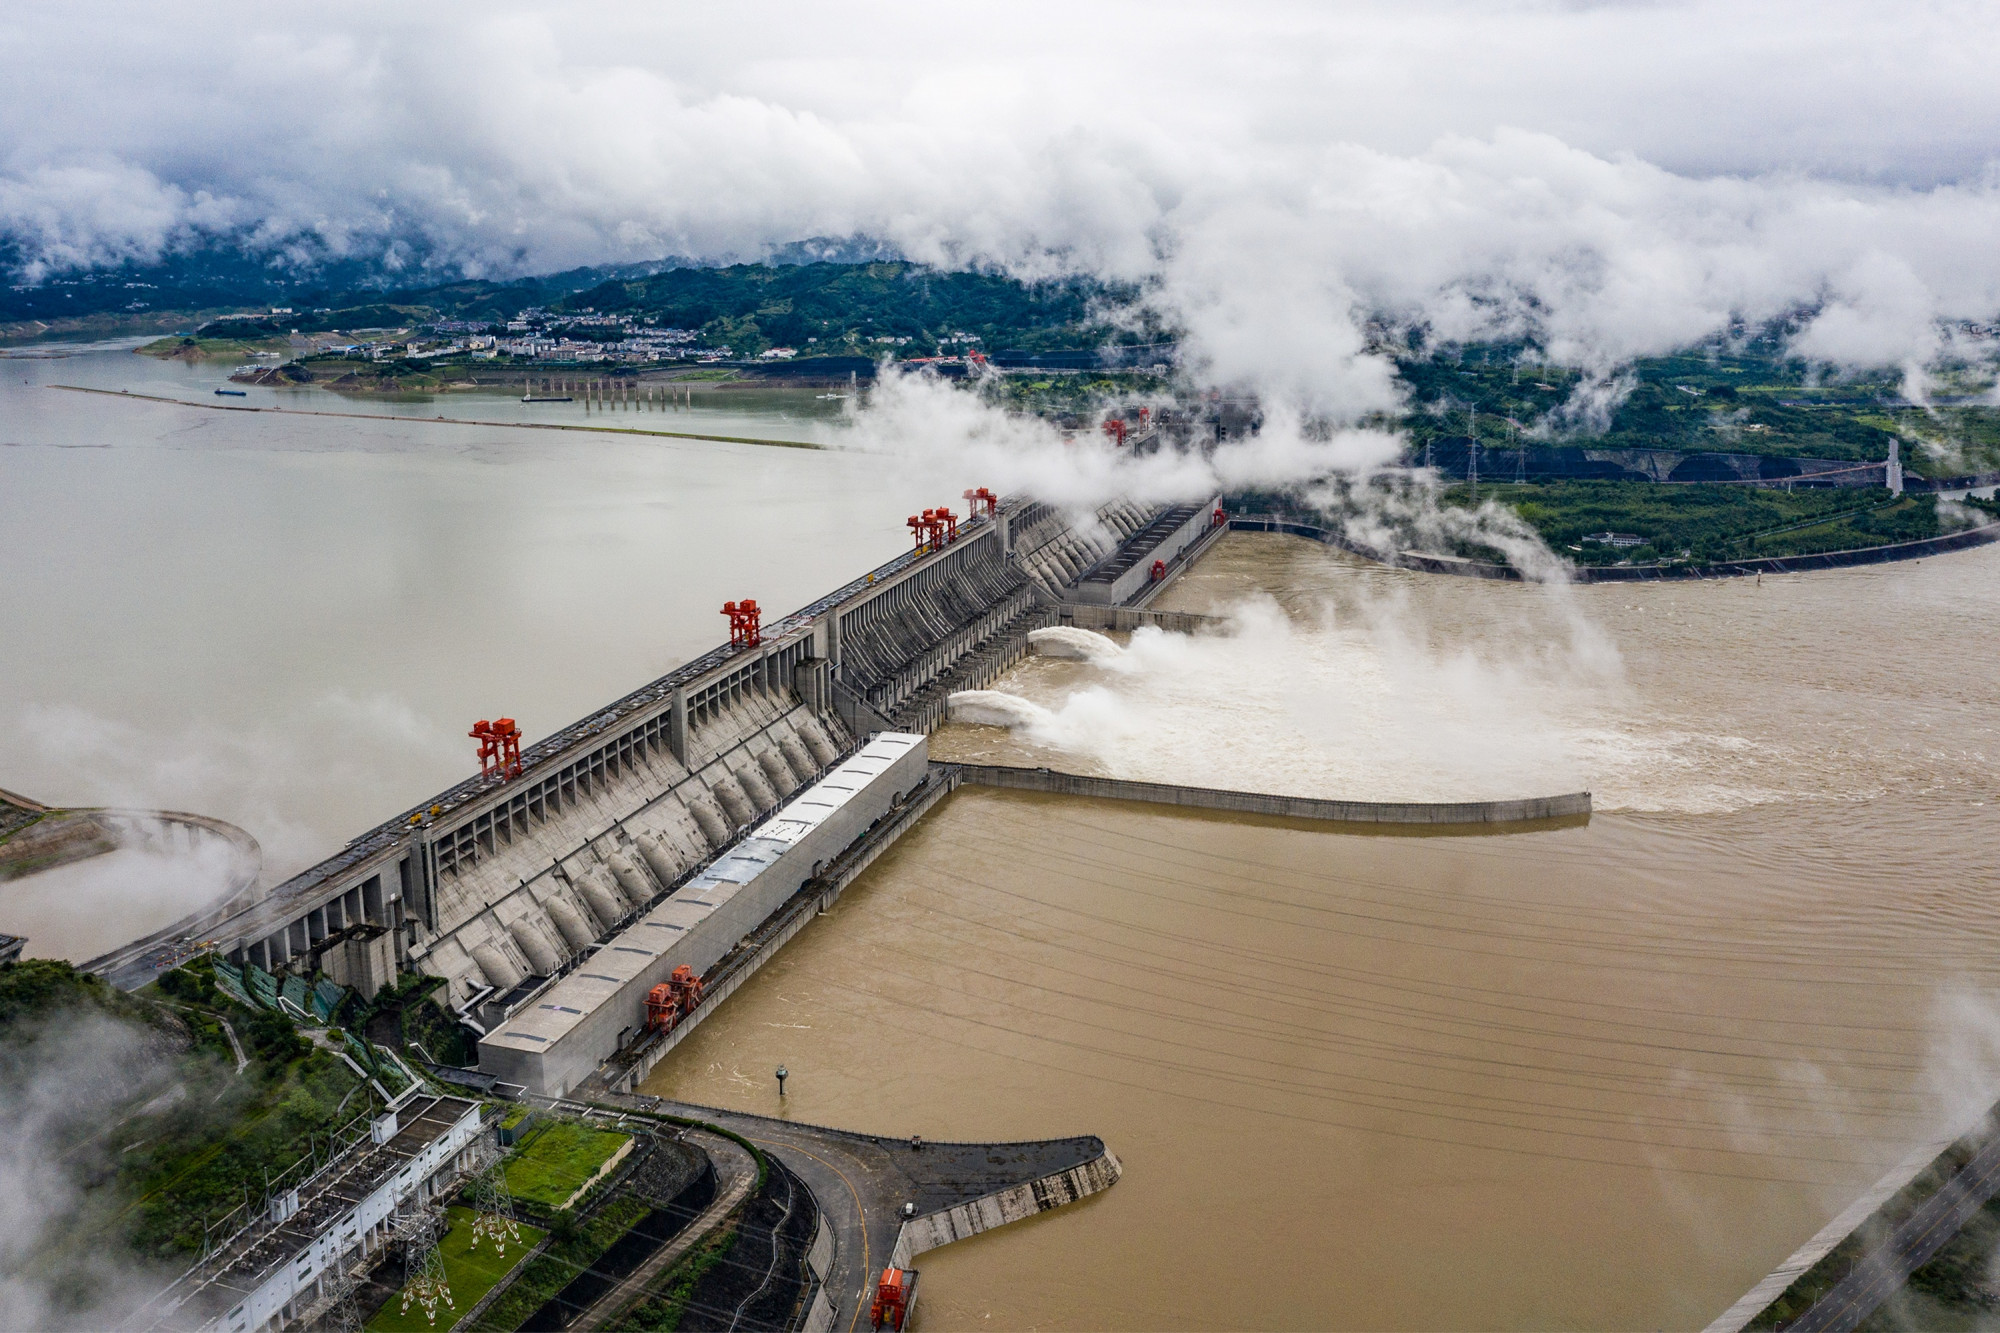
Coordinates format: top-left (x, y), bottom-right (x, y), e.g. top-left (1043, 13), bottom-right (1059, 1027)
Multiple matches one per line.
top-left (274, 307), bottom-right (969, 369)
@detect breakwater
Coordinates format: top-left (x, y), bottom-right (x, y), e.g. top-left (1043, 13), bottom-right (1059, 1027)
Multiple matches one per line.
top-left (950, 762), bottom-right (1590, 827)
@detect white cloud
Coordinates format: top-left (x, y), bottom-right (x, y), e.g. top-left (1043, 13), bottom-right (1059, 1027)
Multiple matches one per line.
top-left (4, 0), bottom-right (2000, 405)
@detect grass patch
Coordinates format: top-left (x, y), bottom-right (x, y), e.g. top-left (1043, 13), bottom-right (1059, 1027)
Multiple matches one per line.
top-left (470, 1194), bottom-right (651, 1331)
top-left (136, 336), bottom-right (285, 360)
top-left (364, 1206), bottom-right (546, 1332)
top-left (504, 1121), bottom-right (631, 1211)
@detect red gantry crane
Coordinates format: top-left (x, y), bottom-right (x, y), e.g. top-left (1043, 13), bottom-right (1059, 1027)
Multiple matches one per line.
top-left (723, 599), bottom-right (762, 649)
top-left (470, 718), bottom-right (523, 780)
top-left (871, 1267), bottom-right (917, 1331)
top-left (906, 507), bottom-right (961, 553)
top-left (645, 964), bottom-right (707, 1034)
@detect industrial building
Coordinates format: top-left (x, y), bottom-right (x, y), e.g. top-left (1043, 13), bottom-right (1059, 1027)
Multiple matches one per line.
top-left (143, 1094), bottom-right (485, 1333)
top-left (478, 733), bottom-right (929, 1096)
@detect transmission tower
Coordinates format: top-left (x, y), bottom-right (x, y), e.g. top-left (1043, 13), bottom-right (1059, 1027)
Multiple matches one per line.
top-left (318, 1262), bottom-right (363, 1333)
top-left (467, 1145), bottom-right (523, 1259)
top-left (393, 1206), bottom-right (454, 1327)
top-left (1467, 405), bottom-right (1479, 499)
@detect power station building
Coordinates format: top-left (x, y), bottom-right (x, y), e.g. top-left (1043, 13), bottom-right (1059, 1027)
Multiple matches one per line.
top-left (477, 733), bottom-right (929, 1096)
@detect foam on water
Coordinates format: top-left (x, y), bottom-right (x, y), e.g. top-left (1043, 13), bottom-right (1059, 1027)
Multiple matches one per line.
top-left (938, 538), bottom-right (2000, 816)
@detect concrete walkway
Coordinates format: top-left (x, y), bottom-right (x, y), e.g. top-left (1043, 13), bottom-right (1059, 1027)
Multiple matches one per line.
top-left (569, 1127), bottom-right (758, 1331)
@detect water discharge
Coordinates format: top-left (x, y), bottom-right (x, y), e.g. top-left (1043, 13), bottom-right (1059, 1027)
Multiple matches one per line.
top-left (1025, 625), bottom-right (1127, 664)
top-left (10, 344), bottom-right (2000, 1328)
top-left (646, 531), bottom-right (2000, 1331)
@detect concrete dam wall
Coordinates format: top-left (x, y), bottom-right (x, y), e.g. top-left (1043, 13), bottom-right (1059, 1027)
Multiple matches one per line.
top-left (125, 498), bottom-right (1177, 1019)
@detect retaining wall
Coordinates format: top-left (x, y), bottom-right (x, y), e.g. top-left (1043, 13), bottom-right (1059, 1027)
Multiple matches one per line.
top-left (602, 767), bottom-right (964, 1094)
top-left (949, 763), bottom-right (1589, 826)
top-left (889, 1145), bottom-right (1124, 1269)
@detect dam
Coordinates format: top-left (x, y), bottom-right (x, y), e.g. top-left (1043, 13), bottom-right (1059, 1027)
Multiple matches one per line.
top-left (95, 490), bottom-right (1585, 1105)
top-left (93, 496), bottom-right (1170, 1002)
top-left (14, 349), bottom-right (1999, 1330)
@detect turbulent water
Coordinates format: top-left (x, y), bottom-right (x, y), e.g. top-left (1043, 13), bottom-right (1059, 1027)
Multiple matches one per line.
top-left (642, 532), bottom-right (2000, 1331)
top-left (12, 346), bottom-right (2000, 1327)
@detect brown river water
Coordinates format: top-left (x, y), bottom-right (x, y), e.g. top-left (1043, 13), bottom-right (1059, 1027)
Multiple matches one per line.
top-left (16, 344), bottom-right (2000, 1327)
top-left (642, 533), bottom-right (2000, 1330)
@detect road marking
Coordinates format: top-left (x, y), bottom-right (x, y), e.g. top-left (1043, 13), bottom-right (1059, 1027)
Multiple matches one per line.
top-left (749, 1135), bottom-right (872, 1333)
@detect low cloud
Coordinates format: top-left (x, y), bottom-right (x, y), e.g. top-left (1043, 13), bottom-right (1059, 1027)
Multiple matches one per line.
top-left (3, 3), bottom-right (2000, 418)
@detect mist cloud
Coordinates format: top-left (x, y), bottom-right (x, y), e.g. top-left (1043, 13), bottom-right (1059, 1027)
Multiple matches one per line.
top-left (0, 1008), bottom-right (177, 1330)
top-left (6, 1), bottom-right (2000, 410)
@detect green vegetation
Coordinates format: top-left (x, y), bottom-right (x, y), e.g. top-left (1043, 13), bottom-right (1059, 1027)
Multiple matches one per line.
top-left (503, 1120), bottom-right (632, 1211)
top-left (136, 335), bottom-right (288, 360)
top-left (0, 958), bottom-right (371, 1273)
top-left (565, 261), bottom-right (1155, 360)
top-left (1399, 340), bottom-right (2000, 478)
top-left (616, 1221), bottom-right (739, 1332)
top-left (1440, 481), bottom-right (1999, 566)
top-left (364, 1206), bottom-right (546, 1333)
top-left (191, 304), bottom-right (425, 340)
top-left (471, 1194), bottom-right (652, 1331)
top-left (1852, 1193), bottom-right (2000, 1330)
top-left (1751, 1121), bottom-right (2000, 1329)
top-left (0, 955), bottom-right (146, 1028)
top-left (980, 369), bottom-right (1173, 417)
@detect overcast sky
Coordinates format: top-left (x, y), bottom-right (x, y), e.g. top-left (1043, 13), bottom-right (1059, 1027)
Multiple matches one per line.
top-left (6, 0), bottom-right (1999, 405)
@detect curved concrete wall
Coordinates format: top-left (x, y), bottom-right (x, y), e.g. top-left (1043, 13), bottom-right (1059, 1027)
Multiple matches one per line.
top-left (951, 762), bottom-right (1590, 827)
top-left (889, 1144), bottom-right (1123, 1267)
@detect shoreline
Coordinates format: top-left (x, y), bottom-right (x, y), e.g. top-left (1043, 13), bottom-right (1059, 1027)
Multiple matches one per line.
top-left (1228, 512), bottom-right (2000, 582)
top-left (46, 383), bottom-right (829, 451)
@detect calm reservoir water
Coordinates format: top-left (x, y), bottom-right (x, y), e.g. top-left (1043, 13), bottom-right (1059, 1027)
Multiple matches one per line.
top-left (7, 343), bottom-right (2000, 1327)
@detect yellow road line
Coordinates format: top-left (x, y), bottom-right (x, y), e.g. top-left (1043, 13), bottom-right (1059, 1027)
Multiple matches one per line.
top-left (748, 1136), bottom-right (873, 1333)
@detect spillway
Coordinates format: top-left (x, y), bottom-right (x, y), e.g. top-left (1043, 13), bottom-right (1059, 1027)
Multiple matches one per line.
top-left (102, 493), bottom-right (1584, 1113)
top-left (95, 497), bottom-right (1176, 1028)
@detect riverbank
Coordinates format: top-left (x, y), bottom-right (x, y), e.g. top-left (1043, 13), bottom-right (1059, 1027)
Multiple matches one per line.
top-left (1229, 506), bottom-right (2000, 581)
top-left (47, 383), bottom-right (828, 450)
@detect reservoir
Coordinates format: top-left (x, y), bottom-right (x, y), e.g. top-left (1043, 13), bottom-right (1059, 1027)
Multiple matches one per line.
top-left (8, 343), bottom-right (2000, 1327)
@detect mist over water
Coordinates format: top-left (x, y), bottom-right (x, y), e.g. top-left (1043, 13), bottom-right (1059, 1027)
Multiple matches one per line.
top-left (940, 533), bottom-right (2000, 817)
top-left (0, 833), bottom-right (251, 962)
top-left (0, 345), bottom-right (948, 891)
top-left (656, 531), bottom-right (2000, 1330)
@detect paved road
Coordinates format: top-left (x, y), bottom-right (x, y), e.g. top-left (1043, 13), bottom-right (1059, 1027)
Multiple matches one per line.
top-left (1786, 1131), bottom-right (2000, 1332)
top-left (570, 1127), bottom-right (758, 1331)
top-left (591, 1091), bottom-right (1105, 1333)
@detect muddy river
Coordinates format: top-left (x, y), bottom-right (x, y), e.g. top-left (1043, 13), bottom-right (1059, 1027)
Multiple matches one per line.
top-left (642, 533), bottom-right (2000, 1330)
